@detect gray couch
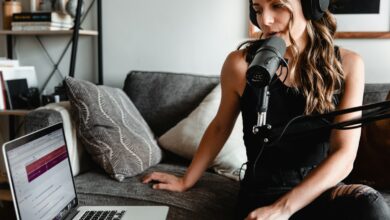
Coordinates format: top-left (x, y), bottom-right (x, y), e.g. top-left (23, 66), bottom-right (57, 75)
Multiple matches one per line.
top-left (25, 71), bottom-right (390, 220)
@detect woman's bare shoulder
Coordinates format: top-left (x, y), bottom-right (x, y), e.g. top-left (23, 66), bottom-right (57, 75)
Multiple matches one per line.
top-left (221, 49), bottom-right (248, 97)
top-left (339, 48), bottom-right (364, 78)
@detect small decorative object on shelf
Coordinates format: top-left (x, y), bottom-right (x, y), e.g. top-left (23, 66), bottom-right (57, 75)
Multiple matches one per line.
top-left (2, 0), bottom-right (22, 30)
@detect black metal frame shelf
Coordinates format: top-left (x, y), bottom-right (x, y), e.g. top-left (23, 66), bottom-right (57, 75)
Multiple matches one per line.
top-left (1, 0), bottom-right (103, 86)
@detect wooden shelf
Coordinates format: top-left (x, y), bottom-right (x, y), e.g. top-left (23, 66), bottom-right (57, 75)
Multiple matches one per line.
top-left (0, 109), bottom-right (31, 116)
top-left (0, 30), bottom-right (98, 36)
top-left (0, 189), bottom-right (12, 201)
top-left (335, 32), bottom-right (390, 39)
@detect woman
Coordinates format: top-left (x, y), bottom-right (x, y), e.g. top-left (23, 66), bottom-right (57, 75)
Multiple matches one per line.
top-left (143, 0), bottom-right (390, 219)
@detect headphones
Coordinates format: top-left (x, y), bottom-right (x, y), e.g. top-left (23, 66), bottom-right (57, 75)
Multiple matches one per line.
top-left (249, 0), bottom-right (330, 28)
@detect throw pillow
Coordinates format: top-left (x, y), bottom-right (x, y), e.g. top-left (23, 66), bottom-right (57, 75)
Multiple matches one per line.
top-left (65, 77), bottom-right (162, 181)
top-left (348, 90), bottom-right (390, 189)
top-left (158, 84), bottom-right (247, 181)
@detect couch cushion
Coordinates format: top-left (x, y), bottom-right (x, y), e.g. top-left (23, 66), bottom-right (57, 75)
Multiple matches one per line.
top-left (123, 71), bottom-right (220, 137)
top-left (74, 164), bottom-right (239, 220)
top-left (65, 77), bottom-right (162, 181)
top-left (383, 191), bottom-right (390, 206)
top-left (363, 84), bottom-right (390, 104)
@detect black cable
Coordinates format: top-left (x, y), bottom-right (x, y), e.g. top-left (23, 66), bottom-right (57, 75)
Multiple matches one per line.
top-left (267, 103), bottom-right (390, 147)
top-left (252, 142), bottom-right (266, 179)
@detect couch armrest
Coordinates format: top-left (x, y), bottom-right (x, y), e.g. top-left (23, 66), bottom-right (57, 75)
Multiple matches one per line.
top-left (25, 102), bottom-right (93, 176)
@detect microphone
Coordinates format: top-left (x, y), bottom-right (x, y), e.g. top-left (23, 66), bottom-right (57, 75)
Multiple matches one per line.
top-left (246, 36), bottom-right (287, 135)
top-left (247, 36), bottom-right (287, 88)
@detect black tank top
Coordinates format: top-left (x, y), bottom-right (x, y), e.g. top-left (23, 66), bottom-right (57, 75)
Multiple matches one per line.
top-left (240, 41), bottom-right (342, 187)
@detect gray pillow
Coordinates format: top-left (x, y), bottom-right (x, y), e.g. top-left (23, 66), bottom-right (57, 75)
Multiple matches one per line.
top-left (65, 77), bottom-right (162, 181)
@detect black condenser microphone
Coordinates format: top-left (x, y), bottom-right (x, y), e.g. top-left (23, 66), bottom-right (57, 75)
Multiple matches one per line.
top-left (247, 36), bottom-right (287, 88)
top-left (247, 36), bottom-right (287, 135)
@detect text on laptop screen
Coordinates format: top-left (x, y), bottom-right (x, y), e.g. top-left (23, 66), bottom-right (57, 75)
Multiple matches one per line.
top-left (6, 128), bottom-right (76, 220)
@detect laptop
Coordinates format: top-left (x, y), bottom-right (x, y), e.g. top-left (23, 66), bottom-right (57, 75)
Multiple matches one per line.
top-left (2, 123), bottom-right (169, 220)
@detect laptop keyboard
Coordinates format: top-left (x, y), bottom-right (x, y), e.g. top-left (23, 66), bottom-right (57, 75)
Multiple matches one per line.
top-left (80, 210), bottom-right (126, 220)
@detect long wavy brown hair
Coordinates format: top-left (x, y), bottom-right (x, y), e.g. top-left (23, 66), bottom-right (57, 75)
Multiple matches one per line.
top-left (243, 0), bottom-right (344, 115)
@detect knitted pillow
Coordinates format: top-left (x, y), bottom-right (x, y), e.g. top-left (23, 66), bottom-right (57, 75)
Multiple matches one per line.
top-left (65, 77), bottom-right (162, 181)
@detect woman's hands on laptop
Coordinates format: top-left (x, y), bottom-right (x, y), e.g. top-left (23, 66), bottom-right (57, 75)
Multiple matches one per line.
top-left (142, 172), bottom-right (188, 192)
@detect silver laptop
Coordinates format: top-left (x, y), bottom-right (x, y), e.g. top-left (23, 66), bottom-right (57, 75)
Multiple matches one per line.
top-left (2, 123), bottom-right (169, 220)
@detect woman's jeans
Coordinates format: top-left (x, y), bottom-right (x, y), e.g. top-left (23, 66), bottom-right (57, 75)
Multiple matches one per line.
top-left (236, 168), bottom-right (390, 220)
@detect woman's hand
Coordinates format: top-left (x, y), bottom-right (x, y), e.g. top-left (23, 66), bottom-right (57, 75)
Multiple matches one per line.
top-left (142, 172), bottom-right (188, 192)
top-left (245, 205), bottom-right (291, 220)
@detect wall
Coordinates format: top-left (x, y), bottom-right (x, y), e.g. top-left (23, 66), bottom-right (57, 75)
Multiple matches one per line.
top-left (101, 0), bottom-right (390, 87)
top-left (336, 39), bottom-right (390, 83)
top-left (101, 0), bottom-right (247, 87)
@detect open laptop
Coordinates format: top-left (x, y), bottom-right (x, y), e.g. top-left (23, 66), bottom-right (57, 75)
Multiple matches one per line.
top-left (2, 123), bottom-right (169, 220)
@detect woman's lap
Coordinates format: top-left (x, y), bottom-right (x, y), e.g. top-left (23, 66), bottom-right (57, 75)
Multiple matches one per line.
top-left (236, 183), bottom-right (390, 220)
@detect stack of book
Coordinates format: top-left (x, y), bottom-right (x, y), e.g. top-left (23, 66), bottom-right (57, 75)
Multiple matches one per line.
top-left (11, 12), bottom-right (74, 31)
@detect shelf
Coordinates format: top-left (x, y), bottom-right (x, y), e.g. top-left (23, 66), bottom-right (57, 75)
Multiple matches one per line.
top-left (0, 109), bottom-right (32, 116)
top-left (0, 30), bottom-right (98, 36)
top-left (0, 189), bottom-right (12, 201)
top-left (335, 32), bottom-right (390, 39)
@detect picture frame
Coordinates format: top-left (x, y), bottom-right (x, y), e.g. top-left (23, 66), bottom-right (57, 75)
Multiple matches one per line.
top-left (249, 0), bottom-right (390, 39)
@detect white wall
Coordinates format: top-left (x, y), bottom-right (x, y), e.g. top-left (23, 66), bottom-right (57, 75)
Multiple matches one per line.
top-left (335, 39), bottom-right (390, 83)
top-left (101, 0), bottom-right (390, 86)
top-left (101, 0), bottom-right (247, 87)
top-left (1, 0), bottom-right (390, 89)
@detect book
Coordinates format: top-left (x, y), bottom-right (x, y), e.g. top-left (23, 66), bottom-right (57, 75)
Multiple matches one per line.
top-left (4, 79), bottom-right (29, 110)
top-left (0, 66), bottom-right (38, 88)
top-left (0, 59), bottom-right (19, 68)
top-left (12, 12), bottom-right (73, 24)
top-left (12, 25), bottom-right (73, 31)
top-left (11, 21), bottom-right (73, 27)
top-left (0, 71), bottom-right (6, 110)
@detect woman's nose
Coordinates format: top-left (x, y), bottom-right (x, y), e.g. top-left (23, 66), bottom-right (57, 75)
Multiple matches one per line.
top-left (259, 10), bottom-right (275, 27)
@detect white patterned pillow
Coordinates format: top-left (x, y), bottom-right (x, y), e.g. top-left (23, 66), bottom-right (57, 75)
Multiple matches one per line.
top-left (65, 77), bottom-right (162, 181)
top-left (158, 84), bottom-right (247, 180)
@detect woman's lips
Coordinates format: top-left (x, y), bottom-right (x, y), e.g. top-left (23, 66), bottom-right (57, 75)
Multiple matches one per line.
top-left (265, 32), bottom-right (280, 38)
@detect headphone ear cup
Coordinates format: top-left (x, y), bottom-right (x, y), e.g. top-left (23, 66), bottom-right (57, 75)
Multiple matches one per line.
top-left (249, 0), bottom-right (260, 28)
top-left (301, 0), bottom-right (329, 21)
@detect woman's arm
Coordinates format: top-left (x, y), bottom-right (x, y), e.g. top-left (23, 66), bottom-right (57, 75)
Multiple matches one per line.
top-left (246, 49), bottom-right (365, 219)
top-left (142, 50), bottom-right (247, 192)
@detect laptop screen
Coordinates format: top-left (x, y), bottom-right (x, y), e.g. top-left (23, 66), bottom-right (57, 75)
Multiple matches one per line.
top-left (4, 124), bottom-right (77, 220)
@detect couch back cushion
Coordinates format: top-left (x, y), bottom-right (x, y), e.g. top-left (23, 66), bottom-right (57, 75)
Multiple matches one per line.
top-left (123, 71), bottom-right (220, 137)
top-left (363, 83), bottom-right (390, 104)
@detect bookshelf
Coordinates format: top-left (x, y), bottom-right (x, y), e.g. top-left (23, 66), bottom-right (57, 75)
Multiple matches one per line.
top-left (0, 30), bottom-right (98, 36)
top-left (0, 0), bottom-right (102, 141)
top-left (1, 0), bottom-right (103, 86)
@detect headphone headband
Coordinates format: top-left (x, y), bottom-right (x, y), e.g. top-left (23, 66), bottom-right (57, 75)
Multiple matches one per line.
top-left (249, 0), bottom-right (330, 28)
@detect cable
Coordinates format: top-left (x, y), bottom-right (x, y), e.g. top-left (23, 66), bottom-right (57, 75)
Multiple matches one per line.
top-left (252, 142), bottom-right (266, 180)
top-left (267, 101), bottom-right (390, 146)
